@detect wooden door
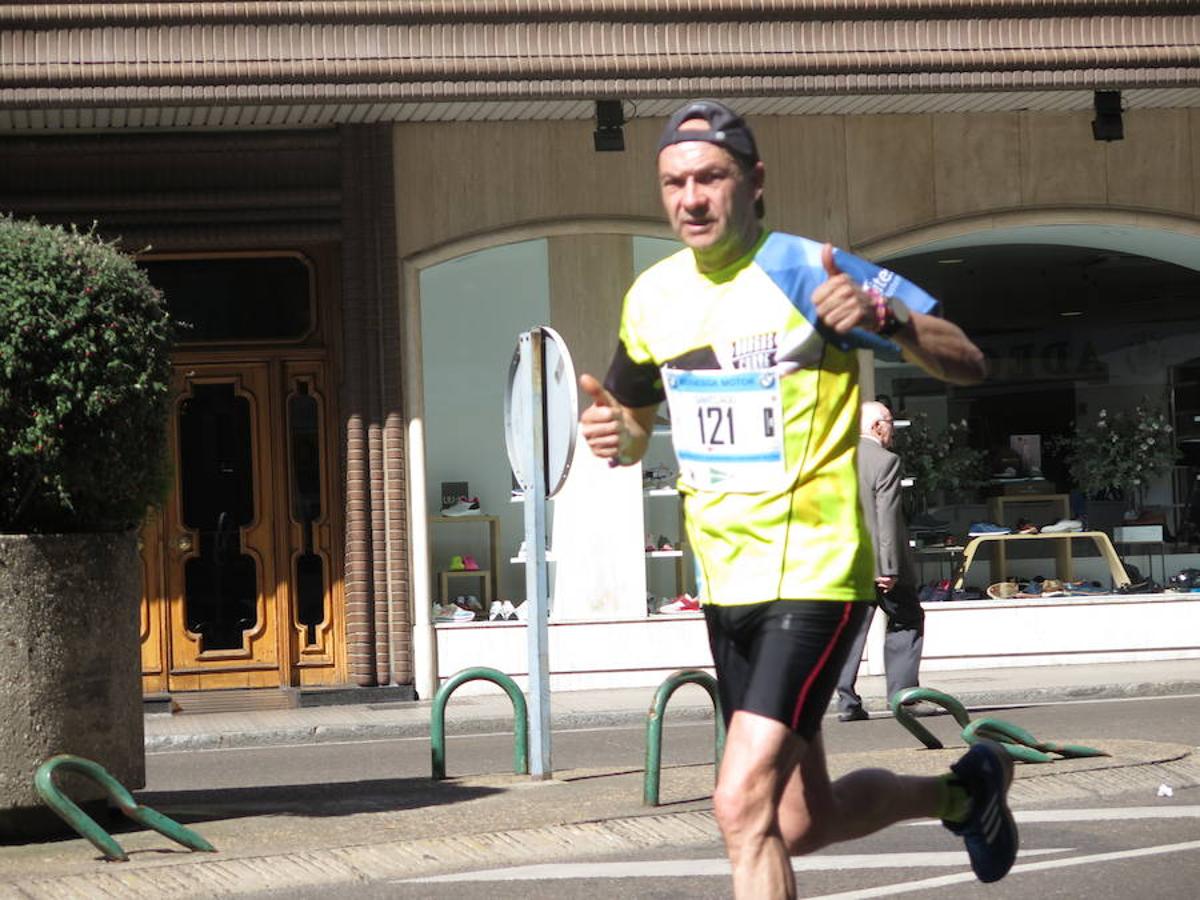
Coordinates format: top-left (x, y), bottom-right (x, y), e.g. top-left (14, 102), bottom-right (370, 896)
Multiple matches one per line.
top-left (139, 359), bottom-right (343, 692)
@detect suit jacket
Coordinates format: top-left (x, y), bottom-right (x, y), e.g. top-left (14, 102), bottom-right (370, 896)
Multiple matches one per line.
top-left (858, 437), bottom-right (917, 588)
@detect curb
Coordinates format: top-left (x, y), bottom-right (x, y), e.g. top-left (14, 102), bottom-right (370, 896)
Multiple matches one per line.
top-left (144, 680), bottom-right (1200, 753)
top-left (145, 704), bottom-right (719, 753)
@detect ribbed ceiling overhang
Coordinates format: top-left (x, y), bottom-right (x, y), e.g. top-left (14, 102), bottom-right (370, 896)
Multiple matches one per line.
top-left (1, 1), bottom-right (1198, 131)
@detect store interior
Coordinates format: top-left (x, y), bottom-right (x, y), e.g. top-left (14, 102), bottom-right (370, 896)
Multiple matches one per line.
top-left (418, 229), bottom-right (1200, 620)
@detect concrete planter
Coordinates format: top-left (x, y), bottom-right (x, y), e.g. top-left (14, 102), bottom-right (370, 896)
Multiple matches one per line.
top-left (0, 532), bottom-right (145, 839)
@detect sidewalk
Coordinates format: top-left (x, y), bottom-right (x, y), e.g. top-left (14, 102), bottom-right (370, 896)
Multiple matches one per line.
top-left (2, 659), bottom-right (1198, 898)
top-left (144, 658), bottom-right (1200, 752)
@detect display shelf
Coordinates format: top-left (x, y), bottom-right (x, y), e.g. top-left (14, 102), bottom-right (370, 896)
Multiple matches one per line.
top-left (438, 569), bottom-right (492, 605)
top-left (952, 531), bottom-right (1130, 589)
top-left (985, 494), bottom-right (1072, 578)
top-left (643, 423), bottom-right (689, 604)
top-left (509, 553), bottom-right (557, 564)
top-left (430, 514), bottom-right (499, 605)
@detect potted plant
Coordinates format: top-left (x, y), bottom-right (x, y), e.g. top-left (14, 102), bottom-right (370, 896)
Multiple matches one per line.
top-left (1049, 402), bottom-right (1178, 521)
top-left (892, 413), bottom-right (989, 514)
top-left (0, 217), bottom-right (172, 838)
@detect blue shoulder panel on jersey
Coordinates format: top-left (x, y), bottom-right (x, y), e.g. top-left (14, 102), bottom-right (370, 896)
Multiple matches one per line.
top-left (755, 232), bottom-right (943, 360)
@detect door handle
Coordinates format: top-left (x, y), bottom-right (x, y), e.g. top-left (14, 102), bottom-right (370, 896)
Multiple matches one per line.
top-left (174, 534), bottom-right (194, 552)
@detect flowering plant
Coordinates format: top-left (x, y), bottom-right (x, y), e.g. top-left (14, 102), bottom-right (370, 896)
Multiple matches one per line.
top-left (891, 413), bottom-right (988, 511)
top-left (1049, 402), bottom-right (1178, 504)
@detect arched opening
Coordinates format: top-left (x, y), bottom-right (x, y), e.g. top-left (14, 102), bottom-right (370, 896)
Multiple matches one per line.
top-left (862, 217), bottom-right (1200, 582)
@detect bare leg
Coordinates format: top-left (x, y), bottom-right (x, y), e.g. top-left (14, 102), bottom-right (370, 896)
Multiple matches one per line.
top-left (712, 711), bottom-right (807, 899)
top-left (778, 730), bottom-right (944, 855)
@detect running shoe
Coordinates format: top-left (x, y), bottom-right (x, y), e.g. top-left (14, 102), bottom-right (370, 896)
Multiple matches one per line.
top-left (462, 554), bottom-right (480, 571)
top-left (656, 593), bottom-right (700, 614)
top-left (442, 497), bottom-right (482, 516)
top-left (1040, 518), bottom-right (1083, 533)
top-left (943, 738), bottom-right (1018, 883)
top-left (967, 522), bottom-right (1011, 537)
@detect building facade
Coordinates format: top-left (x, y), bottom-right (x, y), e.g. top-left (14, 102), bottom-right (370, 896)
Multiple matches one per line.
top-left (2, 2), bottom-right (1198, 704)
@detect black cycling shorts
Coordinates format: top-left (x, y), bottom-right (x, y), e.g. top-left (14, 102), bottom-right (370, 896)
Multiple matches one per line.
top-left (704, 599), bottom-right (868, 740)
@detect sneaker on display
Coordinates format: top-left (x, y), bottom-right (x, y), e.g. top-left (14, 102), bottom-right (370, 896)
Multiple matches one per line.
top-left (458, 594), bottom-right (482, 613)
top-left (449, 554), bottom-right (465, 571)
top-left (1015, 518), bottom-right (1039, 534)
top-left (463, 554), bottom-right (480, 571)
top-left (451, 606), bottom-right (475, 623)
top-left (656, 593), bottom-right (701, 614)
top-left (488, 601), bottom-right (504, 621)
top-left (512, 600), bottom-right (528, 621)
top-left (442, 497), bottom-right (482, 516)
top-left (1040, 518), bottom-right (1083, 533)
top-left (986, 582), bottom-right (1019, 600)
top-left (501, 600), bottom-right (517, 621)
top-left (967, 522), bottom-right (1011, 537)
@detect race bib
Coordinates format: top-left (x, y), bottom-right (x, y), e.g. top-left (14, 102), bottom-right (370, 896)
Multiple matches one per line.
top-left (662, 368), bottom-right (788, 493)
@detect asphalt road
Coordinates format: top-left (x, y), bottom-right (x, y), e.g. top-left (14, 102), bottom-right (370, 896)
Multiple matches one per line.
top-left (145, 693), bottom-right (1200, 789)
top-left (142, 694), bottom-right (1200, 898)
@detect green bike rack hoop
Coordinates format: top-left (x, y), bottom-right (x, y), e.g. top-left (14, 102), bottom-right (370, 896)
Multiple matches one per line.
top-left (891, 686), bottom-right (1109, 763)
top-left (431, 666), bottom-right (529, 780)
top-left (34, 754), bottom-right (216, 862)
top-left (644, 668), bottom-right (725, 807)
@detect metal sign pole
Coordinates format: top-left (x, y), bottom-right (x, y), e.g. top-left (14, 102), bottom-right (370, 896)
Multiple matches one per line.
top-left (505, 325), bottom-right (576, 782)
top-left (520, 330), bottom-right (553, 779)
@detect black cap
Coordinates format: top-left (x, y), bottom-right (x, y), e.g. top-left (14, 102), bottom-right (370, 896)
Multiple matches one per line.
top-left (657, 99), bottom-right (759, 166)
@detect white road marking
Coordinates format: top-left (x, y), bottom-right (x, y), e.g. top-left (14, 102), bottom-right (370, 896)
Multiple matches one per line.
top-left (402, 849), bottom-right (1069, 883)
top-left (806, 839), bottom-right (1200, 899)
top-left (404, 805), bottom-right (1200, 885)
top-left (906, 805), bottom-right (1200, 826)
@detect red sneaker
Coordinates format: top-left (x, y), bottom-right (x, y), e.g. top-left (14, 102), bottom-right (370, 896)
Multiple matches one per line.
top-left (656, 593), bottom-right (700, 614)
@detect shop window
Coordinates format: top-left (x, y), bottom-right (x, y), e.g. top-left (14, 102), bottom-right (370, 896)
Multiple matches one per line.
top-left (420, 239), bottom-right (551, 607)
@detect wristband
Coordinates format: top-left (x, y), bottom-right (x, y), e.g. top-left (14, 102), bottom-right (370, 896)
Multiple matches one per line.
top-left (867, 287), bottom-right (889, 333)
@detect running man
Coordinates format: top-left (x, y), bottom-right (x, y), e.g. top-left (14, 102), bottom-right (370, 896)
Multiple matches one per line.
top-left (578, 100), bottom-right (1013, 898)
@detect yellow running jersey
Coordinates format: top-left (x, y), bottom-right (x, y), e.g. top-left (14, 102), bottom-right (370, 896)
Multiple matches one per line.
top-left (604, 231), bottom-right (939, 606)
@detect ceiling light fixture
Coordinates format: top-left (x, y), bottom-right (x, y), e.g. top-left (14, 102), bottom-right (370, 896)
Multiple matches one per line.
top-left (936, 258), bottom-right (964, 265)
top-left (1091, 90), bottom-right (1124, 142)
top-left (1060, 310), bottom-right (1084, 317)
top-left (593, 100), bottom-right (625, 152)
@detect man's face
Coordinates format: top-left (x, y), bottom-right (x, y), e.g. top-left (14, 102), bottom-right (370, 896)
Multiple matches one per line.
top-left (657, 129), bottom-right (763, 272)
top-left (874, 414), bottom-right (896, 448)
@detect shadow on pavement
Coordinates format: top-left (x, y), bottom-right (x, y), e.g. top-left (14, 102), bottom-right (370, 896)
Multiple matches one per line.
top-left (129, 776), bottom-right (503, 826)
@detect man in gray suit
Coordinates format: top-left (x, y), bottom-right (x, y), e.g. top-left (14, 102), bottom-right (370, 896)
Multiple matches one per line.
top-left (836, 400), bottom-right (925, 721)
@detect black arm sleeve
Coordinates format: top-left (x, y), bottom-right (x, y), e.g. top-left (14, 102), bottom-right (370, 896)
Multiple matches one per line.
top-left (603, 339), bottom-right (664, 409)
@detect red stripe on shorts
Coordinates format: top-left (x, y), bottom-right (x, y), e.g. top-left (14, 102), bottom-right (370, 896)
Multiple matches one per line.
top-left (790, 601), bottom-right (855, 730)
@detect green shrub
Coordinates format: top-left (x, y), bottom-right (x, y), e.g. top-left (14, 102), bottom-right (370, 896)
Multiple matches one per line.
top-left (0, 217), bottom-right (173, 533)
top-left (892, 412), bottom-right (988, 512)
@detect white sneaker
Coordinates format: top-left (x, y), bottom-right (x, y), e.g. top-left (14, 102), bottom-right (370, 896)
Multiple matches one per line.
top-left (442, 497), bottom-right (482, 516)
top-left (1041, 518), bottom-right (1083, 533)
top-left (488, 601), bottom-right (504, 621)
top-left (433, 602), bottom-right (472, 622)
top-left (512, 600), bottom-right (528, 621)
top-left (500, 600), bottom-right (517, 621)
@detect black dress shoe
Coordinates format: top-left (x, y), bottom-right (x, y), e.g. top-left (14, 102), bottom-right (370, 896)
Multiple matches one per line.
top-left (838, 707), bottom-right (870, 722)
